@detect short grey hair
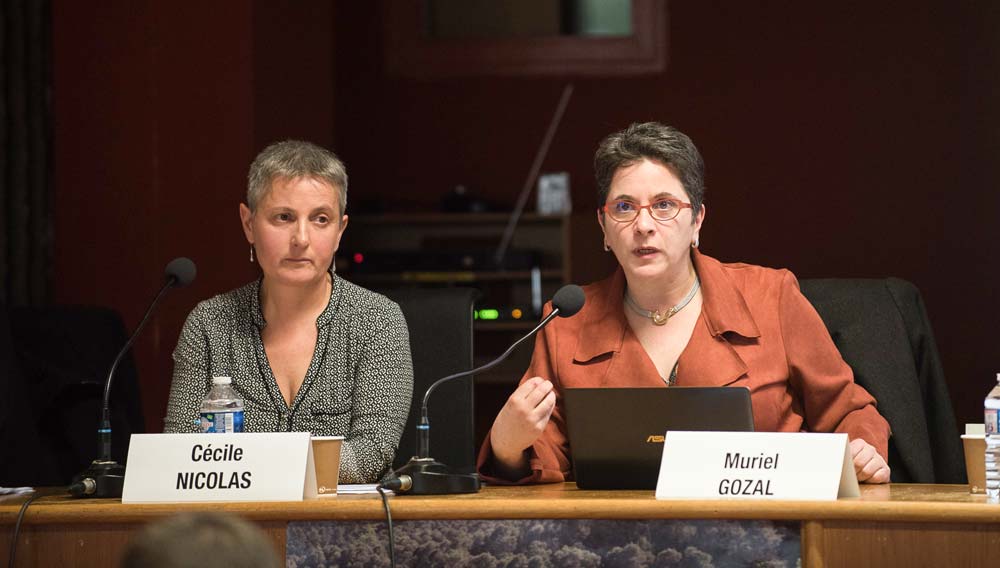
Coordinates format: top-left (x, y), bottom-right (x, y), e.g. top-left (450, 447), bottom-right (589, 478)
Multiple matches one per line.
top-left (246, 140), bottom-right (348, 216)
top-left (594, 122), bottom-right (705, 224)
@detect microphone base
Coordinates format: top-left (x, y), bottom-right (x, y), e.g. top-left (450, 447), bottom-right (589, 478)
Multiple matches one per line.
top-left (390, 457), bottom-right (481, 495)
top-left (70, 460), bottom-right (125, 498)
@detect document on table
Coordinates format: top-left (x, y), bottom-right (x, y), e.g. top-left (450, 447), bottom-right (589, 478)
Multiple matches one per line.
top-left (337, 484), bottom-right (391, 495)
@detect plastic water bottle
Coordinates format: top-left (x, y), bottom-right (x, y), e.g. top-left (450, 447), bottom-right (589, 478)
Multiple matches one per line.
top-left (200, 376), bottom-right (245, 433)
top-left (985, 373), bottom-right (1000, 502)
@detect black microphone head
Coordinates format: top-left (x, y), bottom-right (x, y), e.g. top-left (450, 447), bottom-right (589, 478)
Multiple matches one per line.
top-left (552, 284), bottom-right (585, 317)
top-left (165, 257), bottom-right (197, 287)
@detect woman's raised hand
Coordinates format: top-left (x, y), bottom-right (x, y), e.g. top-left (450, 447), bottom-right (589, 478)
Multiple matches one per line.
top-left (489, 377), bottom-right (557, 477)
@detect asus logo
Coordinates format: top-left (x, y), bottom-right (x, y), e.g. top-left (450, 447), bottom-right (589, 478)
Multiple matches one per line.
top-left (646, 435), bottom-right (665, 443)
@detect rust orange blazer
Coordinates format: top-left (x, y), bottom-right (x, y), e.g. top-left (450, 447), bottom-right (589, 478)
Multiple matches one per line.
top-left (477, 250), bottom-right (891, 484)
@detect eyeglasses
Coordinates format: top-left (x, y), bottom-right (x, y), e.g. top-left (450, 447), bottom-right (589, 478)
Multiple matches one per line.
top-left (600, 198), bottom-right (693, 223)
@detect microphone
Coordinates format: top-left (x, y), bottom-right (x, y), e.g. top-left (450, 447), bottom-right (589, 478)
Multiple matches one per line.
top-left (69, 257), bottom-right (197, 498)
top-left (383, 284), bottom-right (585, 495)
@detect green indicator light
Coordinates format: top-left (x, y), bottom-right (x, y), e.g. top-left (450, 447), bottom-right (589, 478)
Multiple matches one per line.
top-left (477, 309), bottom-right (500, 320)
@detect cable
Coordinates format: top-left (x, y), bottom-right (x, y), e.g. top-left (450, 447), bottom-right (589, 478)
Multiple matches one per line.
top-left (494, 83), bottom-right (574, 267)
top-left (7, 490), bottom-right (40, 568)
top-left (376, 485), bottom-right (396, 568)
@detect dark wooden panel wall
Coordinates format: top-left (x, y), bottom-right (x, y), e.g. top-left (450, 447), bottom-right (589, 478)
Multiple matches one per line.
top-left (51, 2), bottom-right (1000, 433)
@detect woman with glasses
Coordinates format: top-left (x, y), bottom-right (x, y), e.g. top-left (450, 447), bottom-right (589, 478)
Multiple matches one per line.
top-left (479, 122), bottom-right (890, 484)
top-left (164, 141), bottom-right (413, 484)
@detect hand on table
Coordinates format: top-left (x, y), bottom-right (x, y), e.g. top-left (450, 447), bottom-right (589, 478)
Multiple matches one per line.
top-left (850, 438), bottom-right (890, 484)
top-left (489, 377), bottom-right (557, 473)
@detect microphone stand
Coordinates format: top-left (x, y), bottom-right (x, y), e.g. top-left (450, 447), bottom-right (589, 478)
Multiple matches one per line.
top-left (386, 307), bottom-right (564, 495)
top-left (69, 277), bottom-right (177, 498)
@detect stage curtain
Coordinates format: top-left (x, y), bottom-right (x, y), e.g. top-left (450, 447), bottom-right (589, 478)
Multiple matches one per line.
top-left (1, 0), bottom-right (51, 306)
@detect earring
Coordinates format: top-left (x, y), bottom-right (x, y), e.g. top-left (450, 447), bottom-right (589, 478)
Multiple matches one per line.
top-left (603, 241), bottom-right (611, 252)
top-left (250, 245), bottom-right (255, 263)
top-left (691, 236), bottom-right (699, 249)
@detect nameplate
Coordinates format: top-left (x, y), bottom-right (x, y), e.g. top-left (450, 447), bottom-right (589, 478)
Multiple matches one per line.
top-left (655, 431), bottom-right (859, 501)
top-left (122, 432), bottom-right (317, 503)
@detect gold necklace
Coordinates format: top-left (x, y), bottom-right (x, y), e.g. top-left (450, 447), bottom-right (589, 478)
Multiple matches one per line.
top-left (624, 275), bottom-right (701, 326)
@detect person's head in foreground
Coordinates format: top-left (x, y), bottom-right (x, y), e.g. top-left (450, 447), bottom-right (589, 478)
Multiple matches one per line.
top-left (120, 512), bottom-right (281, 568)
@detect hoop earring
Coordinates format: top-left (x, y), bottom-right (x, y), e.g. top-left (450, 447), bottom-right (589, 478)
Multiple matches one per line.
top-left (250, 245), bottom-right (255, 263)
top-left (691, 236), bottom-right (699, 249)
top-left (603, 241), bottom-right (611, 252)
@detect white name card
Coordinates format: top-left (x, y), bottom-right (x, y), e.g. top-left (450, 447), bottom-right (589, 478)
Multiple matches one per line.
top-left (655, 431), bottom-right (859, 501)
top-left (122, 432), bottom-right (317, 503)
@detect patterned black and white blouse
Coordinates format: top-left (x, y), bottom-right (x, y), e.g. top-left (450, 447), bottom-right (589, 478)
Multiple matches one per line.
top-left (164, 273), bottom-right (414, 484)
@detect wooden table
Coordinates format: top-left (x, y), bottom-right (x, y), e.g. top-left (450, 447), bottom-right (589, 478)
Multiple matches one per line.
top-left (2, 483), bottom-right (999, 567)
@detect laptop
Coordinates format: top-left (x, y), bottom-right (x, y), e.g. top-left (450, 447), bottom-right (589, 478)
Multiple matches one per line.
top-left (563, 386), bottom-right (755, 490)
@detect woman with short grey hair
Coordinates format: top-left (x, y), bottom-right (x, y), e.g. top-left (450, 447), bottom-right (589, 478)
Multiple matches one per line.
top-left (165, 140), bottom-right (413, 484)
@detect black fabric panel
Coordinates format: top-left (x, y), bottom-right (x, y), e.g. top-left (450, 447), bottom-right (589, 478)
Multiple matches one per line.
top-left (1, 0), bottom-right (52, 306)
top-left (383, 287), bottom-right (478, 473)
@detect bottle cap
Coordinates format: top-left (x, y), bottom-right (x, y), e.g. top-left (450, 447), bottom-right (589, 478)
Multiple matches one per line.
top-left (212, 376), bottom-right (233, 385)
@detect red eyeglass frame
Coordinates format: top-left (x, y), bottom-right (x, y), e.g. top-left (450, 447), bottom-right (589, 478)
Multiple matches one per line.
top-left (598, 199), bottom-right (693, 222)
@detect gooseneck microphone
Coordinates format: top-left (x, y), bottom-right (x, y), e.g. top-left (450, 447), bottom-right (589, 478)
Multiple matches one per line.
top-left (69, 257), bottom-right (196, 498)
top-left (383, 284), bottom-right (585, 495)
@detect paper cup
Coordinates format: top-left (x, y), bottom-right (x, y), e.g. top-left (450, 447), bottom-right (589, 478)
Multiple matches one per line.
top-left (962, 434), bottom-right (986, 494)
top-left (311, 436), bottom-right (344, 496)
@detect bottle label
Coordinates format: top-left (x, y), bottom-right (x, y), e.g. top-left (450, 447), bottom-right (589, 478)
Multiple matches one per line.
top-left (987, 408), bottom-right (999, 436)
top-left (200, 410), bottom-right (245, 433)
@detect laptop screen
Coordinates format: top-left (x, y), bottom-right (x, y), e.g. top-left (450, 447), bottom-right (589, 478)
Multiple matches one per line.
top-left (563, 386), bottom-right (755, 490)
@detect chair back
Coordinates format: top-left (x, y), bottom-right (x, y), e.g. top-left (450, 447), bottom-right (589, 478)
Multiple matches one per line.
top-left (1, 305), bottom-right (143, 485)
top-left (799, 277), bottom-right (964, 483)
top-left (383, 287), bottom-right (478, 473)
